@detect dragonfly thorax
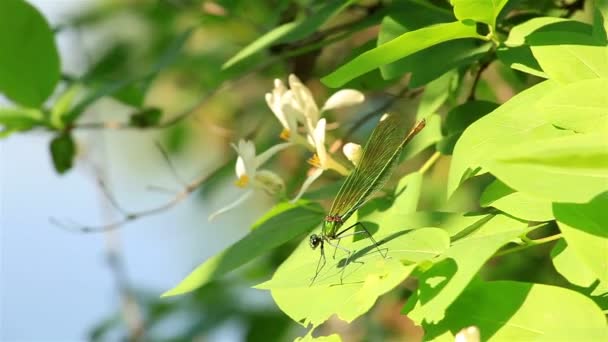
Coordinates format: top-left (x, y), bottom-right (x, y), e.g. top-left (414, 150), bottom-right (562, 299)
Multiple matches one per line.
top-left (322, 215), bottom-right (344, 238)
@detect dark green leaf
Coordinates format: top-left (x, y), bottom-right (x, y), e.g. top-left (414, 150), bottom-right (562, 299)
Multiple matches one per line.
top-left (162, 202), bottom-right (324, 297)
top-left (438, 100), bottom-right (498, 155)
top-left (50, 133), bottom-right (76, 174)
top-left (0, 0), bottom-right (60, 106)
top-left (322, 21), bottom-right (484, 88)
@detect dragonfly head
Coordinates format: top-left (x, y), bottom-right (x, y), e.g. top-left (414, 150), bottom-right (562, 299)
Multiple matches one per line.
top-left (309, 234), bottom-right (322, 249)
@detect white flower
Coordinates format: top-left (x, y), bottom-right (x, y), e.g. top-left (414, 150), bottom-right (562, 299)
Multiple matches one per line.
top-left (342, 142), bottom-right (362, 166)
top-left (290, 119), bottom-right (349, 202)
top-left (209, 140), bottom-right (291, 221)
top-left (266, 74), bottom-right (365, 145)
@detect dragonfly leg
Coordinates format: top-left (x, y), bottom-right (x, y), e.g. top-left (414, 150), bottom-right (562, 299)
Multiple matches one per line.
top-left (336, 222), bottom-right (388, 259)
top-left (310, 241), bottom-right (326, 286)
top-left (324, 238), bottom-right (354, 284)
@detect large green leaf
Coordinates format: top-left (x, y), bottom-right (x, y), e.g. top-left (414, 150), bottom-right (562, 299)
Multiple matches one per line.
top-left (529, 32), bottom-right (608, 84)
top-left (162, 202), bottom-right (324, 297)
top-left (422, 281), bottom-right (608, 341)
top-left (322, 21), bottom-right (484, 88)
top-left (403, 214), bottom-right (528, 323)
top-left (553, 192), bottom-right (608, 292)
top-left (481, 179), bottom-right (554, 221)
top-left (447, 80), bottom-right (567, 198)
top-left (437, 100), bottom-right (498, 155)
top-left (484, 132), bottom-right (608, 203)
top-left (377, 2), bottom-right (490, 86)
top-left (223, 0), bottom-right (355, 69)
top-left (551, 240), bottom-right (606, 292)
top-left (0, 0), bottom-right (60, 106)
top-left (416, 70), bottom-right (458, 120)
top-left (258, 224), bottom-right (450, 327)
top-left (502, 17), bottom-right (608, 83)
top-left (401, 114), bottom-right (442, 161)
top-left (536, 78), bottom-right (608, 133)
top-left (451, 0), bottom-right (510, 28)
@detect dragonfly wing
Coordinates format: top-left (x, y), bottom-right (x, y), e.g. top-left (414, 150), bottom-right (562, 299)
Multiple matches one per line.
top-left (329, 113), bottom-right (425, 220)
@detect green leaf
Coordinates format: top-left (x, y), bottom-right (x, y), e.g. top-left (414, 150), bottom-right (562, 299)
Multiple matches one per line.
top-left (502, 17), bottom-right (607, 83)
top-left (296, 333), bottom-right (342, 342)
top-left (422, 281), bottom-right (608, 341)
top-left (322, 21), bottom-right (484, 88)
top-left (437, 100), bottom-right (498, 155)
top-left (50, 133), bottom-right (76, 174)
top-left (595, 0), bottom-right (608, 42)
top-left (551, 239), bottom-right (601, 289)
top-left (553, 192), bottom-right (608, 291)
top-left (162, 202), bottom-right (324, 297)
top-left (529, 32), bottom-right (608, 84)
top-left (451, 0), bottom-right (510, 28)
top-left (223, 0), bottom-right (355, 69)
top-left (536, 78), bottom-right (608, 133)
top-left (376, 2), bottom-right (490, 86)
top-left (447, 80), bottom-right (566, 198)
top-left (0, 107), bottom-right (45, 138)
top-left (50, 85), bottom-right (80, 129)
top-left (496, 45), bottom-right (548, 78)
top-left (0, 0), bottom-right (60, 106)
top-left (480, 179), bottom-right (553, 221)
top-left (258, 226), bottom-right (450, 327)
top-left (404, 214), bottom-right (528, 323)
top-left (128, 108), bottom-right (163, 128)
top-left (416, 70), bottom-right (458, 120)
top-left (484, 132), bottom-right (608, 203)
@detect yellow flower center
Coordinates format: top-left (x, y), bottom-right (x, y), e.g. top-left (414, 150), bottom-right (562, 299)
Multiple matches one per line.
top-left (234, 175), bottom-right (249, 188)
top-left (279, 128), bottom-right (291, 141)
top-left (307, 154), bottom-right (321, 168)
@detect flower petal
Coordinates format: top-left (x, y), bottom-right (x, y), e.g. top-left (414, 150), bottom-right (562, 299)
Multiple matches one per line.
top-left (290, 168), bottom-right (324, 203)
top-left (312, 118), bottom-right (327, 166)
top-left (321, 89), bottom-right (365, 112)
top-left (232, 140), bottom-right (256, 178)
top-left (342, 142), bottom-right (362, 166)
top-left (288, 74), bottom-right (319, 126)
top-left (208, 189), bottom-right (255, 221)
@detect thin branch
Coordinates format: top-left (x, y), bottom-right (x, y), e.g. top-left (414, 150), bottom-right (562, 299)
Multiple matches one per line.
top-left (51, 162), bottom-right (227, 233)
top-left (467, 59), bottom-right (492, 101)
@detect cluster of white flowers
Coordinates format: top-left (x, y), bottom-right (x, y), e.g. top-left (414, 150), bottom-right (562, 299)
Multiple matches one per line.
top-left (209, 74), bottom-right (365, 220)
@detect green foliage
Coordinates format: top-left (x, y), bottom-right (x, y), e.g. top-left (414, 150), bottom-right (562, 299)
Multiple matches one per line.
top-left (0, 0), bottom-right (59, 106)
top-left (5, 0), bottom-right (608, 340)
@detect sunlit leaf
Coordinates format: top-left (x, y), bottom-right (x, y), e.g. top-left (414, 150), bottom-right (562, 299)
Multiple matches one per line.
top-left (553, 192), bottom-right (608, 291)
top-left (422, 281), bottom-right (608, 341)
top-left (403, 214), bottom-right (528, 323)
top-left (481, 179), bottom-right (553, 221)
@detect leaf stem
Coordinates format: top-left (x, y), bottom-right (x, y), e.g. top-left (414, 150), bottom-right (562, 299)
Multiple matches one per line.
top-left (419, 151), bottom-right (441, 175)
top-left (494, 233), bottom-right (562, 257)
